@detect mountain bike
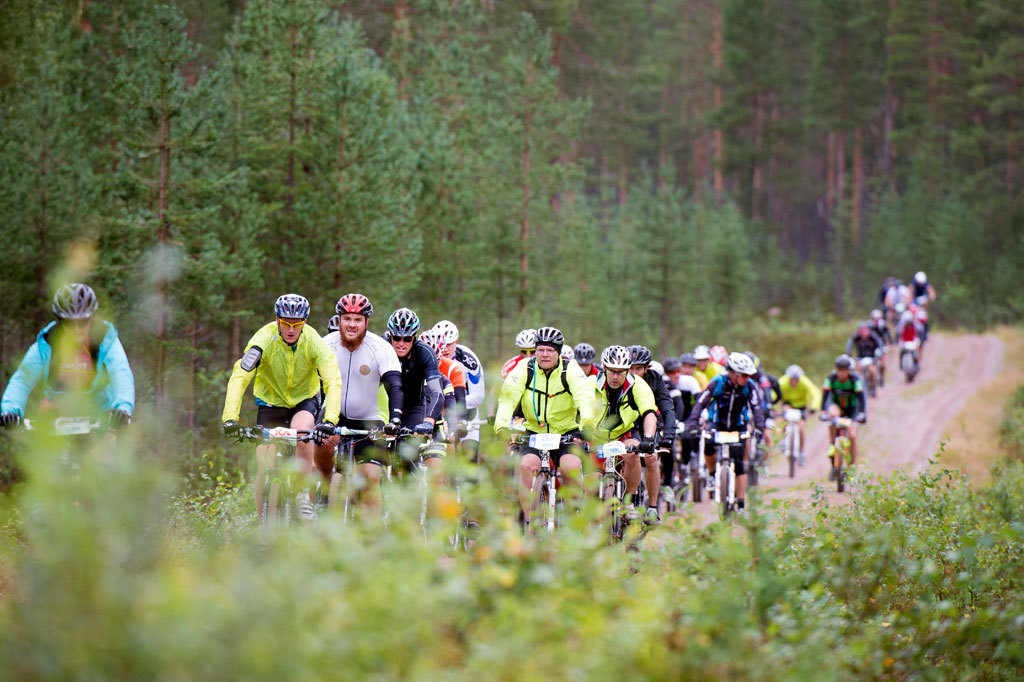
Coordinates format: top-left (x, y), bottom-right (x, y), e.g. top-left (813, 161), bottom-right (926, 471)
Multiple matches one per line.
top-left (747, 421), bottom-right (770, 488)
top-left (523, 432), bottom-right (584, 533)
top-left (900, 339), bottom-right (920, 382)
top-left (703, 429), bottom-right (750, 518)
top-left (240, 425), bottom-right (315, 530)
top-left (24, 416), bottom-right (108, 470)
top-left (781, 407), bottom-right (803, 478)
top-left (327, 426), bottom-right (385, 522)
top-left (692, 427), bottom-right (710, 504)
top-left (595, 440), bottom-right (631, 543)
top-left (859, 356), bottom-right (877, 397)
top-left (822, 414), bottom-right (864, 493)
top-left (381, 428), bottom-right (435, 539)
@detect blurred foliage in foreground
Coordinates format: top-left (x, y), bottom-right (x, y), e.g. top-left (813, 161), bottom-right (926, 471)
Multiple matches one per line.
top-left (2, 421), bottom-right (1024, 680)
top-left (1000, 385), bottom-right (1024, 462)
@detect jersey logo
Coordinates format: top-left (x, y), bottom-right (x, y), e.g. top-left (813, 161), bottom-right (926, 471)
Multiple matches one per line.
top-left (468, 373), bottom-right (481, 384)
top-left (359, 364), bottom-right (371, 376)
top-left (241, 346), bottom-right (263, 372)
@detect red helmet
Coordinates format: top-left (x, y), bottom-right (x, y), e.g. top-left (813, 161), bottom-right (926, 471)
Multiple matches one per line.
top-left (709, 345), bottom-right (728, 366)
top-left (336, 293), bottom-right (373, 317)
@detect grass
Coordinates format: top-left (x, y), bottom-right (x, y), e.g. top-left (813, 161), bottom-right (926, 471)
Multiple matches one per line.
top-left (934, 326), bottom-right (1023, 484)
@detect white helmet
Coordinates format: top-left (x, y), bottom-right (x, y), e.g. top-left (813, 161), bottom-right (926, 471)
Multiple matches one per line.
top-left (915, 271), bottom-right (927, 284)
top-left (649, 360), bottom-right (665, 376)
top-left (693, 345), bottom-right (711, 361)
top-left (901, 310), bottom-right (915, 323)
top-left (515, 328), bottom-right (537, 351)
top-left (601, 345), bottom-right (632, 371)
top-left (433, 320), bottom-right (459, 346)
top-left (725, 351), bottom-right (757, 376)
top-left (785, 364), bottom-right (804, 380)
top-left (560, 344), bottom-right (575, 361)
top-left (870, 309), bottom-right (883, 320)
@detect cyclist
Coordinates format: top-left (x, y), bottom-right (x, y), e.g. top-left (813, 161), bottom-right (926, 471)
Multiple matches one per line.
top-left (434, 320), bottom-right (486, 461)
top-left (312, 294), bottom-right (403, 508)
top-left (662, 355), bottom-right (702, 495)
top-left (419, 329), bottom-right (462, 437)
top-left (778, 365), bottom-right (821, 466)
top-left (326, 315), bottom-right (340, 334)
top-left (573, 343), bottom-right (600, 377)
top-left (845, 322), bottom-right (885, 393)
top-left (682, 351), bottom-right (709, 390)
top-left (819, 354), bottom-right (867, 479)
top-left (494, 326), bottom-right (596, 528)
top-left (685, 352), bottom-right (764, 511)
top-left (912, 271), bottom-right (936, 304)
top-left (222, 294), bottom-right (342, 521)
top-left (628, 345), bottom-right (676, 454)
top-left (896, 309), bottom-right (926, 367)
top-left (744, 350), bottom-right (780, 454)
top-left (500, 328), bottom-right (537, 379)
top-left (385, 308), bottom-right (445, 468)
top-left (1, 283), bottom-right (135, 431)
top-left (588, 345), bottom-right (660, 524)
top-left (693, 345), bottom-right (722, 386)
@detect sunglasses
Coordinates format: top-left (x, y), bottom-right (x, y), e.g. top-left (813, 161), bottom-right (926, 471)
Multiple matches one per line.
top-left (521, 349), bottom-right (535, 356)
top-left (606, 369), bottom-right (627, 377)
top-left (392, 335), bottom-right (415, 343)
top-left (277, 318), bottom-right (306, 329)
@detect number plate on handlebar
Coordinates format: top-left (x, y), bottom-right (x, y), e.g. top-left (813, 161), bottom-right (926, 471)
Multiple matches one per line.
top-left (528, 433), bottom-right (562, 451)
top-left (784, 408), bottom-right (803, 422)
top-left (714, 431), bottom-right (741, 444)
top-left (834, 417), bottom-right (853, 428)
top-left (597, 441), bottom-right (626, 458)
top-left (54, 417), bottom-right (95, 436)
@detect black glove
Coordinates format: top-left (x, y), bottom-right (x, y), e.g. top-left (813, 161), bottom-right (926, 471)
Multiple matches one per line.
top-left (313, 421), bottom-right (336, 445)
top-left (455, 422), bottom-right (469, 439)
top-left (222, 420), bottom-right (241, 438)
top-left (108, 409), bottom-right (131, 427)
top-left (818, 412), bottom-right (830, 422)
top-left (753, 428), bottom-right (764, 442)
top-left (638, 436), bottom-right (655, 454)
top-left (658, 439), bottom-right (673, 451)
top-left (855, 413), bottom-right (867, 424)
top-left (0, 413), bottom-right (22, 429)
top-left (414, 421), bottom-right (434, 436)
top-left (383, 417), bottom-right (402, 436)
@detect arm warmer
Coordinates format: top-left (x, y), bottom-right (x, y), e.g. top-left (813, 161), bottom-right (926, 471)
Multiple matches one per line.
top-left (424, 376), bottom-right (444, 421)
top-left (381, 370), bottom-right (404, 421)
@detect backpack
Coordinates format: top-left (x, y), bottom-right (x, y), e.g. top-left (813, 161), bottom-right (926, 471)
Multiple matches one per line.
top-left (525, 358), bottom-right (571, 396)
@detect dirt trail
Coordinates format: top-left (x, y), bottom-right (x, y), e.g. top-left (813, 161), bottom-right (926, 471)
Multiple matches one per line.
top-left (684, 331), bottom-right (1005, 521)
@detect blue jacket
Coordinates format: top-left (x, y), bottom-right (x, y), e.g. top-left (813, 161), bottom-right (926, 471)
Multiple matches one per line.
top-left (1, 320), bottom-right (135, 416)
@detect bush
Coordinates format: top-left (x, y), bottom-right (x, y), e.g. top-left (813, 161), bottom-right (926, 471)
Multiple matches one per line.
top-left (2, 427), bottom-right (1023, 680)
top-left (1000, 385), bottom-right (1024, 461)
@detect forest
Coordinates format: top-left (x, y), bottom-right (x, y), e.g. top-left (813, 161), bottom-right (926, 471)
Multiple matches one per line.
top-left (1, 0), bottom-right (1022, 439)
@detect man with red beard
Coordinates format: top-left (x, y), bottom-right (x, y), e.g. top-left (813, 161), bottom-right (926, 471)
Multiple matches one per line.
top-left (314, 293), bottom-right (404, 509)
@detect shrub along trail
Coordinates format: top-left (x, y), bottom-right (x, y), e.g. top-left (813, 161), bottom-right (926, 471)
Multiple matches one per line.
top-left (687, 331), bottom-right (1006, 523)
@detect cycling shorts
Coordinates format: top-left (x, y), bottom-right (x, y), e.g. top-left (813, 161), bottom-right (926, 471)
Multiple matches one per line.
top-left (256, 396), bottom-right (320, 429)
top-left (391, 406), bottom-right (446, 470)
top-left (710, 442), bottom-right (747, 476)
top-left (335, 417), bottom-right (386, 466)
top-left (521, 431), bottom-right (584, 469)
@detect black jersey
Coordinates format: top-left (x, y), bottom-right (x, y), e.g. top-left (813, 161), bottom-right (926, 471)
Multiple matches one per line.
top-left (399, 340), bottom-right (443, 418)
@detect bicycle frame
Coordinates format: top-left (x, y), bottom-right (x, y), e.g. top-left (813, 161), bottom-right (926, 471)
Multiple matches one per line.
top-left (783, 407), bottom-right (802, 478)
top-left (829, 416), bottom-right (853, 493)
top-left (704, 429), bottom-right (748, 518)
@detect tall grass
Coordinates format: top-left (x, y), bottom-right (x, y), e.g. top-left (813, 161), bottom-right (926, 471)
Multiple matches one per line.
top-left (2, 414), bottom-right (1023, 680)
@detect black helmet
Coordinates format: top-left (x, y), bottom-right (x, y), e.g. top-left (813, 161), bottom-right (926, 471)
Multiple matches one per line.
top-left (573, 342), bottom-right (595, 364)
top-left (835, 354), bottom-right (853, 370)
top-left (679, 352), bottom-right (697, 366)
top-left (326, 315), bottom-right (340, 333)
top-left (628, 345), bottom-right (652, 366)
top-left (663, 357), bottom-right (682, 372)
top-left (535, 326), bottom-right (564, 349)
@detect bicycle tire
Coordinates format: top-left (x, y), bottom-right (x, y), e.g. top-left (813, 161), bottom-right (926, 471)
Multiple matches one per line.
top-left (691, 461), bottom-right (702, 503)
top-left (720, 460), bottom-right (732, 519)
top-left (836, 440), bottom-right (845, 494)
top-left (266, 478), bottom-right (283, 529)
top-left (528, 472), bottom-right (549, 532)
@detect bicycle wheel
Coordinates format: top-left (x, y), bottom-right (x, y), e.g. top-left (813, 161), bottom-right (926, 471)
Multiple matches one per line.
top-left (720, 462), bottom-right (732, 519)
top-left (835, 441), bottom-right (845, 493)
top-left (528, 472), bottom-right (549, 532)
top-left (691, 460), bottom-right (703, 503)
top-left (266, 478), bottom-right (283, 529)
top-left (748, 449), bottom-right (760, 488)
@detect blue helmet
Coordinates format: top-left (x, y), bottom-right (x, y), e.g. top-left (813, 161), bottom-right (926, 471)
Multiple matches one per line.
top-left (387, 307), bottom-right (421, 337)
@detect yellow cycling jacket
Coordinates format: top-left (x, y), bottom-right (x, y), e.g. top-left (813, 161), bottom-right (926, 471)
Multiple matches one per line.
top-left (222, 322), bottom-right (342, 423)
top-left (495, 358), bottom-right (597, 436)
top-left (778, 374), bottom-right (821, 410)
top-left (588, 373), bottom-right (657, 445)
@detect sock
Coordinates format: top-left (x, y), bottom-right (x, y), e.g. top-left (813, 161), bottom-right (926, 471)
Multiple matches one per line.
top-left (737, 499), bottom-right (745, 509)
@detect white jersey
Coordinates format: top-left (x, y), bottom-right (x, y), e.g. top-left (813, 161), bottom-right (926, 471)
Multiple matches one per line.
top-left (453, 344), bottom-right (485, 412)
top-left (675, 375), bottom-right (702, 396)
top-left (324, 330), bottom-right (401, 421)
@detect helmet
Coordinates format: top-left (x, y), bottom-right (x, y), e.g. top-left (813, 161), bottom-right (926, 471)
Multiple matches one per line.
top-left (535, 326), bottom-right (564, 348)
top-left (870, 309), bottom-right (883, 321)
top-left (387, 307), bottom-right (420, 337)
top-left (679, 353), bottom-right (697, 366)
top-left (785, 364), bottom-right (803, 380)
top-left (326, 315), bottom-right (340, 333)
top-left (834, 354), bottom-right (853, 370)
top-left (725, 351), bottom-right (756, 376)
top-left (628, 345), bottom-right (652, 366)
top-left (275, 293), bottom-right (310, 320)
top-left (336, 293), bottom-right (373, 317)
top-left (433, 320), bottom-right (459, 346)
top-left (601, 345), bottom-right (632, 371)
top-left (858, 321), bottom-right (871, 331)
top-left (915, 271), bottom-right (927, 284)
top-left (649, 360), bottom-right (665, 375)
top-left (743, 350), bottom-right (761, 368)
top-left (710, 345), bottom-right (728, 365)
top-left (573, 343), bottom-right (596, 364)
top-left (693, 345), bottom-right (711, 361)
top-left (515, 328), bottom-right (537, 351)
top-left (419, 328), bottom-right (444, 358)
top-left (53, 283), bottom-right (98, 320)
top-left (901, 310), bottom-right (915, 323)
top-left (894, 302), bottom-right (907, 315)
top-left (663, 357), bottom-right (682, 372)
top-left (560, 344), bottom-right (575, 361)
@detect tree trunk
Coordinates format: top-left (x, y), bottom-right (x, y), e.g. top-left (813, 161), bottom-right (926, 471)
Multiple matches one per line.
top-left (187, 321), bottom-right (197, 457)
top-left (826, 132), bottom-right (836, 216)
top-left (711, 2), bottom-right (724, 203)
top-left (393, 1), bottom-right (410, 97)
top-left (155, 104), bottom-right (171, 408)
top-left (518, 58), bottom-right (533, 322)
top-left (335, 112), bottom-right (347, 291)
top-left (35, 140), bottom-right (49, 329)
top-left (851, 127), bottom-right (863, 245)
top-left (286, 24), bottom-right (297, 214)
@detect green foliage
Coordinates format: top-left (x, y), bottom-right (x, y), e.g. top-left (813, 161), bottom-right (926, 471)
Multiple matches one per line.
top-left (1000, 385), bottom-right (1024, 461)
top-left (2, 421), bottom-right (1024, 679)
